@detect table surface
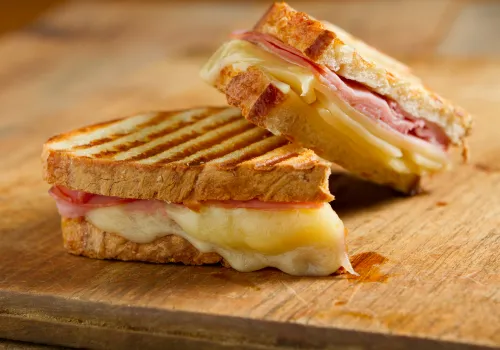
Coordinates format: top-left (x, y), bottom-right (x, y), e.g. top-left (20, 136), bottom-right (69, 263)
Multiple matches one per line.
top-left (0, 1), bottom-right (499, 349)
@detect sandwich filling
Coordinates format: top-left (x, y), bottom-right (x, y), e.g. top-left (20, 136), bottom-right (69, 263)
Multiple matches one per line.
top-left (235, 31), bottom-right (449, 148)
top-left (50, 186), bottom-right (355, 276)
top-left (201, 34), bottom-right (451, 177)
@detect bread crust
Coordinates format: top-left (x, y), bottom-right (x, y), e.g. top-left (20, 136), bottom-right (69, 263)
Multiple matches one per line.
top-left (215, 65), bottom-right (421, 193)
top-left (254, 3), bottom-right (472, 145)
top-left (62, 217), bottom-right (224, 265)
top-left (42, 145), bottom-right (333, 203)
top-left (42, 107), bottom-right (334, 203)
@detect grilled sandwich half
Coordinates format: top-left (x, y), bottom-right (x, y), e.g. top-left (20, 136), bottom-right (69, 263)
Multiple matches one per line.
top-left (201, 2), bottom-right (473, 194)
top-left (42, 106), bottom-right (355, 276)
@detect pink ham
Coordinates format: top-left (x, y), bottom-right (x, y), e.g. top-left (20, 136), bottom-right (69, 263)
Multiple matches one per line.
top-left (49, 186), bottom-right (135, 218)
top-left (49, 186), bottom-right (324, 218)
top-left (232, 31), bottom-right (449, 149)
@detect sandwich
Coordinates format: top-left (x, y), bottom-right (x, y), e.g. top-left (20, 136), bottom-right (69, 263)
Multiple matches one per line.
top-left (42, 106), bottom-right (355, 276)
top-left (200, 2), bottom-right (473, 194)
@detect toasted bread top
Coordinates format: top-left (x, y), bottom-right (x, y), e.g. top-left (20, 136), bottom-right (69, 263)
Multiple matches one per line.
top-left (213, 64), bottom-right (422, 193)
top-left (42, 107), bottom-right (333, 203)
top-left (253, 2), bottom-right (472, 145)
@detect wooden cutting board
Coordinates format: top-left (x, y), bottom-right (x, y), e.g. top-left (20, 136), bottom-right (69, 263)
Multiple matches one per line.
top-left (0, 2), bottom-right (499, 349)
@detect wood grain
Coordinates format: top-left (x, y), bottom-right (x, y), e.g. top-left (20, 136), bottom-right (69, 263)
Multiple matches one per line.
top-left (0, 1), bottom-right (499, 349)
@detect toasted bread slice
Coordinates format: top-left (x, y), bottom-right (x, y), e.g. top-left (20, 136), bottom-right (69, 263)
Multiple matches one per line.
top-left (44, 107), bottom-right (357, 276)
top-left (254, 2), bottom-right (472, 144)
top-left (62, 217), bottom-right (224, 266)
top-left (213, 65), bottom-right (420, 193)
top-left (43, 107), bottom-right (333, 203)
top-left (200, 3), bottom-right (472, 193)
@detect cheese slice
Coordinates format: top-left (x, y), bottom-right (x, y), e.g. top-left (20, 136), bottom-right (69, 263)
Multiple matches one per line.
top-left (201, 40), bottom-right (450, 177)
top-left (85, 202), bottom-right (353, 276)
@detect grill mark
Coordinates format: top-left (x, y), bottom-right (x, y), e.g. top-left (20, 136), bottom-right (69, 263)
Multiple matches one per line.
top-left (70, 114), bottom-right (170, 151)
top-left (126, 118), bottom-right (246, 162)
top-left (47, 118), bottom-right (123, 143)
top-left (155, 123), bottom-right (258, 165)
top-left (215, 137), bottom-right (289, 168)
top-left (184, 129), bottom-right (272, 166)
top-left (91, 110), bottom-right (221, 159)
top-left (135, 111), bottom-right (175, 128)
top-left (96, 140), bottom-right (146, 157)
top-left (70, 109), bottom-right (213, 153)
top-left (72, 118), bottom-right (122, 133)
top-left (254, 150), bottom-right (300, 169)
top-left (135, 109), bottom-right (218, 129)
top-left (72, 136), bottom-right (116, 150)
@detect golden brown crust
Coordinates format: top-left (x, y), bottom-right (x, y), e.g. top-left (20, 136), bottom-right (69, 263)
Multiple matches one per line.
top-left (62, 217), bottom-right (224, 265)
top-left (42, 147), bottom-right (333, 203)
top-left (304, 31), bottom-right (337, 61)
top-left (253, 2), bottom-right (472, 145)
top-left (226, 67), bottom-right (287, 122)
top-left (221, 67), bottom-right (287, 130)
top-left (215, 65), bottom-right (421, 193)
top-left (41, 107), bottom-right (334, 203)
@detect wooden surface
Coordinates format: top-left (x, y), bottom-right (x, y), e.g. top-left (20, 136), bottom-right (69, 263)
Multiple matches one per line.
top-left (0, 1), bottom-right (499, 349)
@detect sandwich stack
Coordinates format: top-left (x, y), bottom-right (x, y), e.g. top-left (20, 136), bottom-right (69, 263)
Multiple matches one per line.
top-left (42, 3), bottom-right (471, 276)
top-left (43, 107), bottom-right (354, 276)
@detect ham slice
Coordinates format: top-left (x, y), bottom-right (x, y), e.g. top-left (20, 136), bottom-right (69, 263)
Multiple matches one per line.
top-left (49, 186), bottom-right (135, 218)
top-left (232, 31), bottom-right (450, 149)
top-left (49, 186), bottom-right (324, 218)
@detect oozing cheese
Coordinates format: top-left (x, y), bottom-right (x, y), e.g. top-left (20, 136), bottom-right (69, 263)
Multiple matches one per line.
top-left (200, 40), bottom-right (450, 176)
top-left (85, 203), bottom-right (354, 276)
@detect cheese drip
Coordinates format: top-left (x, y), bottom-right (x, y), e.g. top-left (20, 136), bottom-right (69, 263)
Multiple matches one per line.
top-left (200, 40), bottom-right (450, 176)
top-left (86, 202), bottom-right (354, 276)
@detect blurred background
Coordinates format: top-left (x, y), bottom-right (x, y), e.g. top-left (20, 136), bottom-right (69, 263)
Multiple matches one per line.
top-left (3, 0), bottom-right (500, 60)
top-left (0, 0), bottom-right (498, 139)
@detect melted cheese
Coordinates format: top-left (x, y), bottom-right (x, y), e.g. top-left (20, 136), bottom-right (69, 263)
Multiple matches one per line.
top-left (86, 203), bottom-right (354, 276)
top-left (200, 40), bottom-right (450, 176)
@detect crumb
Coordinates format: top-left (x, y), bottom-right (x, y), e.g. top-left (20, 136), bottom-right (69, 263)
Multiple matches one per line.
top-left (436, 201), bottom-right (448, 207)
